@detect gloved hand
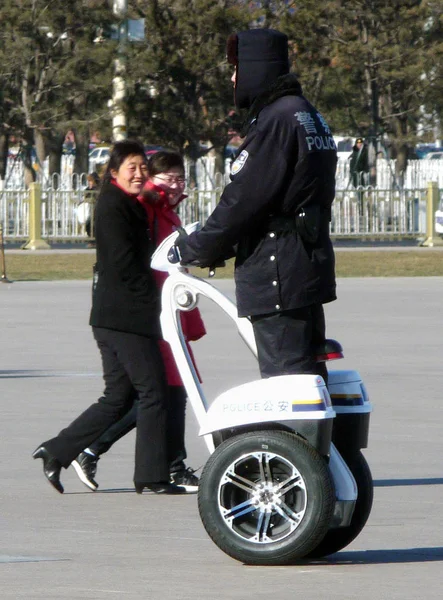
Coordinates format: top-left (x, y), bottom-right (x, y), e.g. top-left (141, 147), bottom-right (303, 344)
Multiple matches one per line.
top-left (175, 226), bottom-right (188, 244)
top-left (175, 226), bottom-right (234, 269)
top-left (207, 259), bottom-right (226, 278)
top-left (174, 227), bottom-right (202, 267)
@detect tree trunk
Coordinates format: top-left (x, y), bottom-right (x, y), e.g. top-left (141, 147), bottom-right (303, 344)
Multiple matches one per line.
top-left (73, 128), bottom-right (90, 176)
top-left (47, 132), bottom-right (65, 188)
top-left (213, 146), bottom-right (225, 179)
top-left (34, 130), bottom-right (46, 168)
top-left (0, 132), bottom-right (8, 181)
top-left (23, 128), bottom-right (37, 188)
top-left (392, 116), bottom-right (410, 189)
top-left (394, 143), bottom-right (408, 189)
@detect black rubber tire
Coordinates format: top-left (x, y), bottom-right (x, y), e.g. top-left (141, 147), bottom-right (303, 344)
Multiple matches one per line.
top-left (307, 450), bottom-right (373, 558)
top-left (198, 430), bottom-right (335, 565)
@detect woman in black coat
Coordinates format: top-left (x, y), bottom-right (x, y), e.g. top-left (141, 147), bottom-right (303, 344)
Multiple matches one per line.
top-left (33, 140), bottom-right (184, 495)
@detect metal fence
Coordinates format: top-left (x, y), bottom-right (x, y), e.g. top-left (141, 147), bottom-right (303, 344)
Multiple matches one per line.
top-left (3, 150), bottom-right (443, 191)
top-left (1, 149), bottom-right (442, 243)
top-left (1, 189), bottom-right (29, 238)
top-left (41, 188), bottom-right (88, 239)
top-left (1, 183), bottom-right (435, 244)
top-left (179, 187), bottom-right (222, 226)
top-left (331, 187), bottom-right (428, 238)
top-left (1, 187), bottom-right (89, 240)
top-left (336, 158), bottom-right (443, 190)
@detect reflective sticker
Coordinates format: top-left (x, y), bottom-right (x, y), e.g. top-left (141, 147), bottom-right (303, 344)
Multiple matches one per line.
top-left (231, 150), bottom-right (249, 175)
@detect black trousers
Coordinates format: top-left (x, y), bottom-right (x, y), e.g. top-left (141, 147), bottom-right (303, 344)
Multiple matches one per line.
top-left (251, 304), bottom-right (328, 385)
top-left (88, 386), bottom-right (188, 474)
top-left (42, 327), bottom-right (169, 484)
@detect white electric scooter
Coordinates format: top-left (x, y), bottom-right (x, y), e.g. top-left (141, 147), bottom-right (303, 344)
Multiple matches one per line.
top-left (151, 223), bottom-right (373, 565)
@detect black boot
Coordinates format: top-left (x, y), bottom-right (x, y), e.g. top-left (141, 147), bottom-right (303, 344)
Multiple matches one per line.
top-left (32, 446), bottom-right (64, 494)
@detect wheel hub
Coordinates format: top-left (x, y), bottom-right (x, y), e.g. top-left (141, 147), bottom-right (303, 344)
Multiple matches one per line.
top-left (254, 483), bottom-right (279, 509)
top-left (218, 451), bottom-right (307, 544)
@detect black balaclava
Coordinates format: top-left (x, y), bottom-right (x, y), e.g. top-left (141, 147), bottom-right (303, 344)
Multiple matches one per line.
top-left (227, 28), bottom-right (289, 110)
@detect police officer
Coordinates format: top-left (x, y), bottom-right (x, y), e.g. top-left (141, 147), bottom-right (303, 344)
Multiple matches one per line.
top-left (177, 29), bottom-right (337, 384)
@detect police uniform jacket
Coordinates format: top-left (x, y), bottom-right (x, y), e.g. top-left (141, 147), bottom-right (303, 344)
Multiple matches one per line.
top-left (178, 74), bottom-right (337, 317)
top-left (89, 181), bottom-right (161, 337)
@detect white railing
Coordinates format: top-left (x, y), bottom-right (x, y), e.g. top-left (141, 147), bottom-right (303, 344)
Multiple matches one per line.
top-left (41, 188), bottom-right (87, 239)
top-left (5, 153), bottom-right (441, 191)
top-left (0, 189), bottom-right (29, 238)
top-left (1, 152), bottom-right (441, 242)
top-left (336, 158), bottom-right (443, 190)
top-left (0, 184), bottom-right (432, 242)
top-left (332, 188), bottom-right (427, 237)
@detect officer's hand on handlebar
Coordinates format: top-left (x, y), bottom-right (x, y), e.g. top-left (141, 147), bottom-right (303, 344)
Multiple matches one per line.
top-left (167, 245), bottom-right (181, 264)
top-left (173, 227), bottom-right (202, 267)
top-left (208, 259), bottom-right (226, 278)
top-left (174, 226), bottom-right (233, 271)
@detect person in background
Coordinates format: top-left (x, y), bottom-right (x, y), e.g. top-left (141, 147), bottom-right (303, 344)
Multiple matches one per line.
top-left (177, 28), bottom-right (337, 385)
top-left (33, 140), bottom-right (185, 495)
top-left (84, 172), bottom-right (100, 245)
top-left (71, 151), bottom-right (205, 493)
top-left (349, 137), bottom-right (369, 214)
top-left (349, 137), bottom-right (369, 188)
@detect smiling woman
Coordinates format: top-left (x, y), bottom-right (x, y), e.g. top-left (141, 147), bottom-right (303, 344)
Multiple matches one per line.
top-left (32, 139), bottom-right (187, 496)
top-left (110, 153), bottom-right (148, 195)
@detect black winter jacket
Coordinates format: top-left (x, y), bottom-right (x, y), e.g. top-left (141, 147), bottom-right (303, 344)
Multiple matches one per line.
top-left (89, 182), bottom-right (161, 337)
top-left (178, 75), bottom-right (337, 317)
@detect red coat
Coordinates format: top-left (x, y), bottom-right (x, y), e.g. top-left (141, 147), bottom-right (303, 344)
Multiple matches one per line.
top-left (138, 182), bottom-right (206, 385)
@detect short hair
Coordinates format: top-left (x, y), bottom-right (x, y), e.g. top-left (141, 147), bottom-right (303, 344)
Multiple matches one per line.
top-left (88, 172), bottom-right (100, 186)
top-left (147, 150), bottom-right (184, 177)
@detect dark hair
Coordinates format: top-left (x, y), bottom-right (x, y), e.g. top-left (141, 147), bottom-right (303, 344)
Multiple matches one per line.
top-left (87, 171), bottom-right (100, 186)
top-left (102, 140), bottom-right (147, 184)
top-left (147, 150), bottom-right (184, 177)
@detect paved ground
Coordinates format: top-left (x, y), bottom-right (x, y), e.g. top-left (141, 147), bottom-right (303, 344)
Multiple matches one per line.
top-left (0, 277), bottom-right (442, 599)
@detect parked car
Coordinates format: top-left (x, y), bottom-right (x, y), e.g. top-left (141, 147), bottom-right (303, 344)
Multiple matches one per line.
top-left (426, 151), bottom-right (443, 160)
top-left (416, 145), bottom-right (443, 159)
top-left (144, 145), bottom-right (165, 157)
top-left (89, 146), bottom-right (110, 164)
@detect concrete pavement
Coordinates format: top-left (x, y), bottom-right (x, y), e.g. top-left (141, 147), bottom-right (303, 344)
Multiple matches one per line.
top-left (1, 277), bottom-right (442, 599)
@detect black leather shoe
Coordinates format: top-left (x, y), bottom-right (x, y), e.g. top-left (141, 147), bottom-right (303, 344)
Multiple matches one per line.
top-left (134, 482), bottom-right (187, 495)
top-left (32, 446), bottom-right (64, 494)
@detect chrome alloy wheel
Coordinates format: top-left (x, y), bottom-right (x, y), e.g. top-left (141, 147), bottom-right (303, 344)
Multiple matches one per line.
top-left (217, 451), bottom-right (308, 544)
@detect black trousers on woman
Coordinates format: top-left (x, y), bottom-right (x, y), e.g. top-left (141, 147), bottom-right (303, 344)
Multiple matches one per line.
top-left (42, 327), bottom-right (169, 485)
top-left (88, 386), bottom-right (188, 474)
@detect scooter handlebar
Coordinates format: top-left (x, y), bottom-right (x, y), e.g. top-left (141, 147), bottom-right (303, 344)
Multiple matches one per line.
top-left (167, 245), bottom-right (181, 264)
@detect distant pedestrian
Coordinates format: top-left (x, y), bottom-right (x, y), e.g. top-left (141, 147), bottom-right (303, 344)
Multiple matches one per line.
top-left (349, 138), bottom-right (369, 215)
top-left (84, 172), bottom-right (100, 242)
top-left (349, 138), bottom-right (369, 188)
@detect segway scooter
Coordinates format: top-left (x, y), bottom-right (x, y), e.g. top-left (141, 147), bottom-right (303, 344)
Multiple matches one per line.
top-left (151, 224), bottom-right (373, 565)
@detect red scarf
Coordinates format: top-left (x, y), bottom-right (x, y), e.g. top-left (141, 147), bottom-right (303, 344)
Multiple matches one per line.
top-left (137, 181), bottom-right (206, 344)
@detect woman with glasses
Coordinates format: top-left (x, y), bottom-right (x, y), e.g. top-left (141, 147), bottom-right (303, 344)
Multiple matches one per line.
top-left (70, 151), bottom-right (205, 493)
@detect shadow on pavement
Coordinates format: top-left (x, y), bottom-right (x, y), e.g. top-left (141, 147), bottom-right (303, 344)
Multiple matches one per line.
top-left (62, 488), bottom-right (136, 494)
top-left (374, 478), bottom-right (443, 487)
top-left (322, 546), bottom-right (443, 565)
